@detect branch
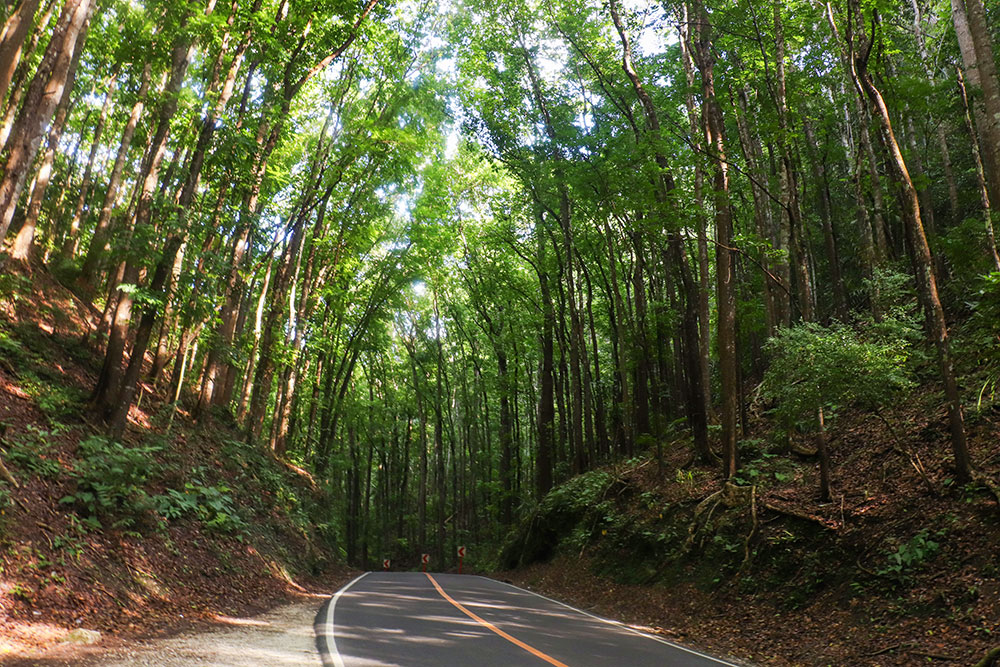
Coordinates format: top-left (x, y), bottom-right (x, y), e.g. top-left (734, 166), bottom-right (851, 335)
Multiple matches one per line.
top-left (295, 0), bottom-right (382, 93)
top-left (708, 237), bottom-right (791, 297)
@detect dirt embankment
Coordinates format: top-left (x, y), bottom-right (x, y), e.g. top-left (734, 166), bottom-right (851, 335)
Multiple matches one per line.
top-left (500, 400), bottom-right (1000, 666)
top-left (0, 265), bottom-right (347, 661)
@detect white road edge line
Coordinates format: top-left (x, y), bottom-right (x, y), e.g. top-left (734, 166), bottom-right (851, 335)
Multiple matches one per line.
top-left (476, 575), bottom-right (745, 667)
top-left (320, 571), bottom-right (370, 667)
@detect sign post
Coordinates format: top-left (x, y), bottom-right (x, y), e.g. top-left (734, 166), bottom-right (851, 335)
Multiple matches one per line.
top-left (457, 546), bottom-right (466, 574)
top-left (383, 558), bottom-right (390, 571)
top-left (421, 553), bottom-right (430, 573)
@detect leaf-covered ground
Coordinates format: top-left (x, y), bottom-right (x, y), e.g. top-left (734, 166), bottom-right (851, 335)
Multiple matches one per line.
top-left (502, 396), bottom-right (1000, 666)
top-left (0, 264), bottom-right (350, 660)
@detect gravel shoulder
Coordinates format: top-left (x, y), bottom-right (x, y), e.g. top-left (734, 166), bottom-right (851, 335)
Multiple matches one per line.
top-left (2, 596), bottom-right (328, 666)
top-left (95, 598), bottom-right (325, 667)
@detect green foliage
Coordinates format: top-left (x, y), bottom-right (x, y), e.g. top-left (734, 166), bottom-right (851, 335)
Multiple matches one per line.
top-left (0, 273), bottom-right (31, 305)
top-left (19, 372), bottom-right (87, 423)
top-left (2, 424), bottom-right (65, 479)
top-left (762, 321), bottom-right (913, 431)
top-left (962, 272), bottom-right (1000, 408)
top-left (152, 482), bottom-right (247, 534)
top-left (60, 437), bottom-right (161, 529)
top-left (877, 530), bottom-right (942, 584)
top-left (500, 470), bottom-right (614, 568)
top-left (731, 451), bottom-right (796, 487)
top-left (938, 218), bottom-right (996, 287)
top-left (859, 268), bottom-right (929, 369)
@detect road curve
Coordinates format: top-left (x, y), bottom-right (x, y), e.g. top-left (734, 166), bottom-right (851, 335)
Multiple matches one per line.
top-left (315, 571), bottom-right (742, 666)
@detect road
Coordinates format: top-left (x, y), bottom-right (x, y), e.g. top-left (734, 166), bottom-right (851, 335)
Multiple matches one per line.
top-left (315, 572), bottom-right (741, 666)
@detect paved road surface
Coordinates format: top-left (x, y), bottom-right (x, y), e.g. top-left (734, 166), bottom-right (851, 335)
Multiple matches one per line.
top-left (316, 572), bottom-right (741, 666)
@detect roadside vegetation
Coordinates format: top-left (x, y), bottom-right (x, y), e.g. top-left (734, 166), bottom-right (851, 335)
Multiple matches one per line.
top-left (0, 0), bottom-right (999, 663)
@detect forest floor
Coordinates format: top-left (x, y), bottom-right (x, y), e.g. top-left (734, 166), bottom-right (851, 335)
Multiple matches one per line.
top-left (502, 392), bottom-right (1000, 666)
top-left (0, 262), bottom-right (351, 662)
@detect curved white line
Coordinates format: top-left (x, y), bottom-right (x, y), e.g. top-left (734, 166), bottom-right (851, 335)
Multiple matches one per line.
top-left (322, 571), bottom-right (370, 667)
top-left (475, 575), bottom-right (746, 666)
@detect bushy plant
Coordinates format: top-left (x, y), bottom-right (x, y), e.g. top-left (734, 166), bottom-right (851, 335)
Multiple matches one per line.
top-left (152, 481), bottom-right (247, 534)
top-left (2, 424), bottom-right (65, 479)
top-left (962, 272), bottom-right (1000, 407)
top-left (762, 321), bottom-right (913, 431)
top-left (877, 529), bottom-right (942, 584)
top-left (60, 437), bottom-right (161, 529)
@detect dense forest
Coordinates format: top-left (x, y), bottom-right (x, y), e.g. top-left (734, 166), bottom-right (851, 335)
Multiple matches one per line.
top-left (1, 0), bottom-right (1000, 658)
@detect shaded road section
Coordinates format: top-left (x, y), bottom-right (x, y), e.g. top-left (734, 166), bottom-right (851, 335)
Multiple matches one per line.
top-left (317, 571), bottom-right (741, 666)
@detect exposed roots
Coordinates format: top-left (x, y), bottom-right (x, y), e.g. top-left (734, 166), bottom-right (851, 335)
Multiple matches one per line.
top-left (973, 646), bottom-right (1000, 667)
top-left (739, 485), bottom-right (759, 573)
top-left (762, 501), bottom-right (839, 530)
top-left (0, 453), bottom-right (18, 488)
top-left (684, 483), bottom-right (758, 555)
top-left (974, 472), bottom-right (1000, 509)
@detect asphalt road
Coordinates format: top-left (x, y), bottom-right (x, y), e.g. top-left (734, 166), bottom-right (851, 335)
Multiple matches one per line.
top-left (315, 571), bottom-right (741, 666)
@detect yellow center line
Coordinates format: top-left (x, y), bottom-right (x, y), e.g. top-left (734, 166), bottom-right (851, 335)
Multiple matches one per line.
top-left (425, 572), bottom-right (570, 667)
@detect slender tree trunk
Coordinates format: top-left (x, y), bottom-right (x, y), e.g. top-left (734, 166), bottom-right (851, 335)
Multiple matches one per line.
top-left (62, 69), bottom-right (117, 259)
top-left (536, 210), bottom-right (555, 497)
top-left (0, 0), bottom-right (93, 245)
top-left (849, 6), bottom-right (972, 483)
top-left (0, 1), bottom-right (56, 151)
top-left (0, 0), bottom-right (43, 105)
top-left (952, 0), bottom-right (1000, 208)
top-left (11, 14), bottom-right (87, 262)
top-left (93, 10), bottom-right (204, 417)
top-left (107, 236), bottom-right (184, 439)
top-left (957, 67), bottom-right (1000, 271)
top-left (79, 61), bottom-right (152, 289)
top-left (690, 0), bottom-right (739, 478)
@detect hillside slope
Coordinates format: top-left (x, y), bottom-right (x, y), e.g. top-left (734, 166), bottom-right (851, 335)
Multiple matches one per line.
top-left (500, 397), bottom-right (1000, 665)
top-left (0, 265), bottom-right (348, 660)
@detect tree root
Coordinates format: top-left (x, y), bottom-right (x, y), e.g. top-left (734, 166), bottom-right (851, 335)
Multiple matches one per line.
top-left (739, 485), bottom-right (759, 573)
top-left (0, 455), bottom-right (18, 488)
top-left (909, 650), bottom-right (958, 661)
top-left (974, 472), bottom-right (1000, 509)
top-left (893, 446), bottom-right (938, 496)
top-left (762, 502), bottom-right (839, 530)
top-left (684, 483), bottom-right (758, 555)
top-left (683, 488), bottom-right (724, 554)
top-left (973, 646), bottom-right (1000, 667)
top-left (864, 643), bottom-right (901, 656)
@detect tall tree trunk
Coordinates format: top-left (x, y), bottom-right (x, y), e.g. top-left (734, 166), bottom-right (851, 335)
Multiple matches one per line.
top-left (107, 236), bottom-right (184, 439)
top-left (432, 288), bottom-right (446, 560)
top-left (690, 0), bottom-right (739, 478)
top-left (536, 209), bottom-right (555, 497)
top-left (93, 9), bottom-right (204, 417)
top-left (78, 61), bottom-right (152, 289)
top-left (0, 0), bottom-right (92, 244)
top-left (0, 0), bottom-right (43, 105)
top-left (957, 67), bottom-right (1000, 271)
top-left (802, 119), bottom-right (847, 320)
top-left (0, 0), bottom-right (55, 150)
top-left (952, 0), bottom-right (1000, 208)
top-left (11, 12), bottom-right (87, 262)
top-left (610, 0), bottom-right (707, 455)
top-left (62, 69), bottom-right (117, 259)
top-left (849, 5), bottom-right (972, 483)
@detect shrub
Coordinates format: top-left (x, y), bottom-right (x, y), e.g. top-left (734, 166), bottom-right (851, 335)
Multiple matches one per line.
top-left (152, 481), bottom-right (247, 534)
top-left (877, 529), bottom-right (942, 584)
top-left (60, 437), bottom-right (161, 529)
top-left (762, 321), bottom-right (913, 431)
top-left (2, 424), bottom-right (65, 479)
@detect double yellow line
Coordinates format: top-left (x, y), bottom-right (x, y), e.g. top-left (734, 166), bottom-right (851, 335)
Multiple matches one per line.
top-left (425, 573), bottom-right (569, 667)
